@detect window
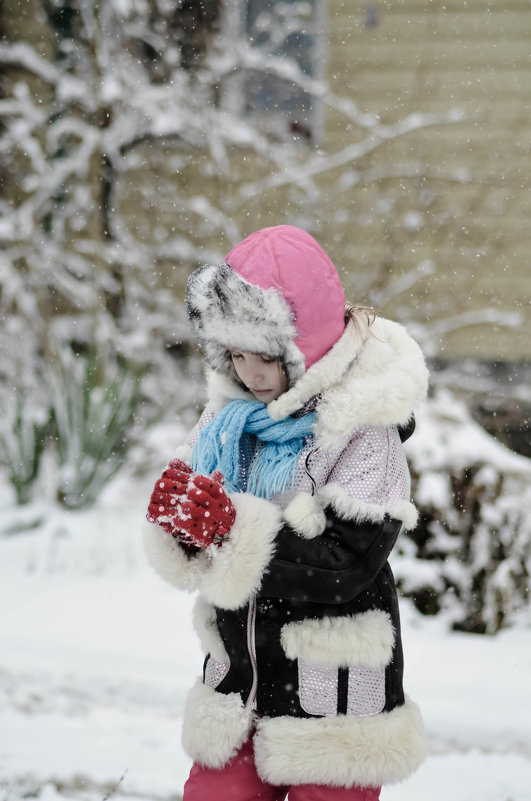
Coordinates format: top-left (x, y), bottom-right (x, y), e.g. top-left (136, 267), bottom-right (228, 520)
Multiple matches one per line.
top-left (222, 0), bottom-right (326, 143)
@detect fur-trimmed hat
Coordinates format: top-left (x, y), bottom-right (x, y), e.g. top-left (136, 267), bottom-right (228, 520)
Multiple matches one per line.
top-left (185, 226), bottom-right (346, 386)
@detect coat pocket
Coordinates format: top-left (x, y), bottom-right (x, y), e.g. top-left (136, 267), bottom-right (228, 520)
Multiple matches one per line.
top-left (281, 610), bottom-right (394, 718)
top-left (204, 655), bottom-right (230, 689)
top-left (297, 660), bottom-right (386, 717)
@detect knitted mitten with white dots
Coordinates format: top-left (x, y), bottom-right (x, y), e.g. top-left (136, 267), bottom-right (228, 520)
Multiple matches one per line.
top-left (147, 458), bottom-right (236, 549)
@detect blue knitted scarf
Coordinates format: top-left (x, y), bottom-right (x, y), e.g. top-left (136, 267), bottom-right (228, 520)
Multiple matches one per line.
top-left (191, 399), bottom-right (316, 499)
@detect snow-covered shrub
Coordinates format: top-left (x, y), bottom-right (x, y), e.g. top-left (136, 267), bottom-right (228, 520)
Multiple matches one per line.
top-left (0, 399), bottom-right (49, 505)
top-left (0, 338), bottom-right (196, 512)
top-left (399, 390), bottom-right (531, 633)
top-left (47, 348), bottom-right (142, 509)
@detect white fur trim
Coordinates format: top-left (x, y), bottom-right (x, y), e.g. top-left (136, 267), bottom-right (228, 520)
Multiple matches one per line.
top-left (142, 519), bottom-right (208, 592)
top-left (281, 610), bottom-right (395, 668)
top-left (192, 597), bottom-right (229, 662)
top-left (268, 319), bottom-right (367, 422)
top-left (282, 492), bottom-right (326, 539)
top-left (186, 262), bottom-right (306, 385)
top-left (173, 443), bottom-right (193, 463)
top-left (181, 679), bottom-right (253, 768)
top-left (388, 500), bottom-right (418, 530)
top-left (319, 483), bottom-right (419, 531)
top-left (254, 697), bottom-right (426, 787)
top-left (269, 318), bottom-right (429, 451)
top-left (314, 319), bottom-right (429, 450)
top-left (206, 369), bottom-right (255, 413)
top-left (204, 318), bottom-right (428, 455)
top-left (144, 494), bottom-right (280, 608)
top-left (198, 493), bottom-right (281, 610)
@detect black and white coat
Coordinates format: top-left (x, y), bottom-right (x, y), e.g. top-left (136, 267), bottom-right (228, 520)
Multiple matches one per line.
top-left (144, 316), bottom-right (429, 789)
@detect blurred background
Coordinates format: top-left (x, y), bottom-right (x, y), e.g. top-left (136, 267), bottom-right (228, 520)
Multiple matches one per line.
top-left (1, 3), bottom-right (531, 797)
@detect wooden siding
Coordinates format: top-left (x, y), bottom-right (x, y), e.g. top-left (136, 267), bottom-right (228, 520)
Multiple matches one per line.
top-left (3, 0), bottom-right (529, 360)
top-left (321, 0), bottom-right (530, 359)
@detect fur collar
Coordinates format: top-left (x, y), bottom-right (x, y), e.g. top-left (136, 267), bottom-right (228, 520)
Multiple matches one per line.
top-left (205, 317), bottom-right (428, 450)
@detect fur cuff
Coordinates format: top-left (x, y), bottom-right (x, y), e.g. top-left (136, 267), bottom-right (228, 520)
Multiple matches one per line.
top-left (254, 697), bottom-right (426, 788)
top-left (319, 483), bottom-right (419, 531)
top-left (198, 492), bottom-right (281, 610)
top-left (143, 493), bottom-right (280, 607)
top-left (182, 680), bottom-right (253, 768)
top-left (142, 519), bottom-right (209, 592)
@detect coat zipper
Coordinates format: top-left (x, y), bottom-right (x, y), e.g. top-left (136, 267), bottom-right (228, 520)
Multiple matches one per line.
top-left (245, 442), bottom-right (316, 709)
top-left (304, 447), bottom-right (317, 496)
top-left (245, 596), bottom-right (258, 709)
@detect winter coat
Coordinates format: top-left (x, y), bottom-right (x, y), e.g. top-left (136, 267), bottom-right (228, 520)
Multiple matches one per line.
top-left (143, 226), bottom-right (429, 790)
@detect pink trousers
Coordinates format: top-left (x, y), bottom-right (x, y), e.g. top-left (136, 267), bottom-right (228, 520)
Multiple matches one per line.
top-left (183, 737), bottom-right (381, 801)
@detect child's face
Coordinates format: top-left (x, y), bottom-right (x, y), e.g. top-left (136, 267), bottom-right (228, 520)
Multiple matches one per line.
top-left (230, 350), bottom-right (288, 404)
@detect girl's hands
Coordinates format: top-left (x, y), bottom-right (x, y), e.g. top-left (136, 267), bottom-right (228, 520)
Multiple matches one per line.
top-left (147, 458), bottom-right (236, 549)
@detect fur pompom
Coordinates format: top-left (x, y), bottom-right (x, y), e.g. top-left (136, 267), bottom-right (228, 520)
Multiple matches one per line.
top-left (282, 492), bottom-right (326, 539)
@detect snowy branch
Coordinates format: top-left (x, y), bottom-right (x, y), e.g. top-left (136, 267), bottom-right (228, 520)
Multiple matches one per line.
top-left (408, 309), bottom-right (524, 358)
top-left (236, 108), bottom-right (466, 202)
top-left (370, 260), bottom-right (438, 308)
top-left (0, 42), bottom-right (61, 84)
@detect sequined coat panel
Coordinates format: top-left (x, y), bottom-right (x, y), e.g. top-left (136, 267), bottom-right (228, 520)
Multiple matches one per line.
top-left (187, 412), bottom-right (412, 510)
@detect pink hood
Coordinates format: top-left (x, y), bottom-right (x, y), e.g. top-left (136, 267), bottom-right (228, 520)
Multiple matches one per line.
top-left (226, 226), bottom-right (345, 371)
top-left (186, 225), bottom-right (347, 386)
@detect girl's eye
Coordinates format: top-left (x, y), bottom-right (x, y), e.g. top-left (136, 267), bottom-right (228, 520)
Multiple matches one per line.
top-left (259, 355), bottom-right (274, 364)
top-left (231, 352), bottom-right (243, 361)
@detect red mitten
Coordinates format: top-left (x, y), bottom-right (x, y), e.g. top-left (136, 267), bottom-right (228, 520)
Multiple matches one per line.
top-left (166, 457), bottom-right (194, 478)
top-left (175, 473), bottom-right (236, 548)
top-left (147, 460), bottom-right (193, 529)
top-left (146, 459), bottom-right (198, 552)
top-left (147, 462), bottom-right (236, 549)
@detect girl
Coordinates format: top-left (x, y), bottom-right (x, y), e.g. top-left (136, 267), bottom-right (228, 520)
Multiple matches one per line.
top-left (144, 225), bottom-right (429, 800)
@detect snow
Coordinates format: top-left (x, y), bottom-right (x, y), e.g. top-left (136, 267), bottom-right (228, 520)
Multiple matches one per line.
top-left (407, 389), bottom-right (531, 477)
top-left (1, 470), bottom-right (531, 801)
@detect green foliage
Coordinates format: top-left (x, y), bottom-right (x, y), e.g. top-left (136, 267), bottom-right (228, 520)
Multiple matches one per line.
top-left (0, 348), bottom-right (146, 511)
top-left (48, 350), bottom-right (142, 509)
top-left (0, 400), bottom-right (49, 505)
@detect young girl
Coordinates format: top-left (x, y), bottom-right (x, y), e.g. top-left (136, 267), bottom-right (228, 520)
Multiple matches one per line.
top-left (144, 225), bottom-right (429, 801)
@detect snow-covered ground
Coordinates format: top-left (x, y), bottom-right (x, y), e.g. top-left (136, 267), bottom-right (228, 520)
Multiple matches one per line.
top-left (1, 470), bottom-right (531, 801)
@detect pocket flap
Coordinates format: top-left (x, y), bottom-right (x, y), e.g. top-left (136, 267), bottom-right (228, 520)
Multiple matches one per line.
top-left (281, 610), bottom-right (395, 668)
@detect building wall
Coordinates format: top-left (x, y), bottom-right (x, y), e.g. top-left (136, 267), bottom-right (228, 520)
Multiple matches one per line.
top-left (320, 0), bottom-right (530, 359)
top-left (3, 0), bottom-right (529, 360)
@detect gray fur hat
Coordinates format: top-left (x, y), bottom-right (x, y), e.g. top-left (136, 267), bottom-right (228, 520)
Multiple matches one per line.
top-left (185, 261), bottom-right (306, 387)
